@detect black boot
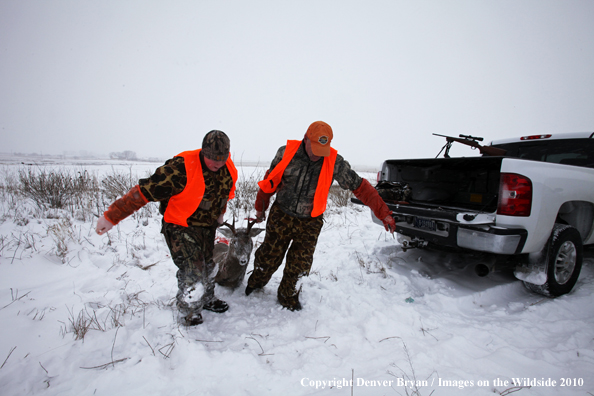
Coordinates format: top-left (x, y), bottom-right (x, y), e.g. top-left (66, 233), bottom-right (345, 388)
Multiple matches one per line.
top-left (203, 299), bottom-right (229, 313)
top-left (245, 286), bottom-right (257, 296)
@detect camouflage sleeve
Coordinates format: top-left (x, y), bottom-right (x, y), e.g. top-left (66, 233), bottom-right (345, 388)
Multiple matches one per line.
top-left (333, 154), bottom-right (363, 191)
top-left (138, 157), bottom-right (187, 202)
top-left (267, 145), bottom-right (286, 173)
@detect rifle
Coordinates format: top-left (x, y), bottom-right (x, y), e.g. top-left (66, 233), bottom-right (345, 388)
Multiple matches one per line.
top-left (433, 134), bottom-right (507, 158)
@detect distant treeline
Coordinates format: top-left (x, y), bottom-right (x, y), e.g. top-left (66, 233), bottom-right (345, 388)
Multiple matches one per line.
top-left (109, 151), bottom-right (137, 160)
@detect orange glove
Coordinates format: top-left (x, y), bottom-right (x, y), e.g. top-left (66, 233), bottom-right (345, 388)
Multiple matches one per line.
top-left (96, 185), bottom-right (148, 234)
top-left (382, 214), bottom-right (396, 233)
top-left (255, 188), bottom-right (273, 213)
top-left (353, 179), bottom-right (395, 233)
top-left (96, 215), bottom-right (114, 235)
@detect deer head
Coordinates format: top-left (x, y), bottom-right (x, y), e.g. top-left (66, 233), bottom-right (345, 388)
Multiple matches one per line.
top-left (218, 217), bottom-right (264, 266)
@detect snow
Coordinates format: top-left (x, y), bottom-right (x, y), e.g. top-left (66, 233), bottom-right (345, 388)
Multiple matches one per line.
top-left (1, 157), bottom-right (593, 396)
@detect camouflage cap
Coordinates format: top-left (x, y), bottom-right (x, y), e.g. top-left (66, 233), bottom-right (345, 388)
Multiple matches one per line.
top-left (202, 130), bottom-right (230, 161)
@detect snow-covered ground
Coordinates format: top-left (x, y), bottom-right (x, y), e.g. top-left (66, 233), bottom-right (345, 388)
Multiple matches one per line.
top-left (0, 158), bottom-right (593, 396)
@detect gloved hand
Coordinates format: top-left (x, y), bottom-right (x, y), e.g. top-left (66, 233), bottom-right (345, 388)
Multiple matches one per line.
top-left (255, 210), bottom-right (266, 223)
top-left (353, 179), bottom-right (394, 233)
top-left (96, 185), bottom-right (148, 235)
top-left (96, 215), bottom-right (115, 235)
top-left (382, 215), bottom-right (396, 233)
top-left (254, 188), bottom-right (273, 213)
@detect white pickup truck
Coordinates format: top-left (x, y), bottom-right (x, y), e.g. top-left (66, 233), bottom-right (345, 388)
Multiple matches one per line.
top-left (356, 132), bottom-right (594, 297)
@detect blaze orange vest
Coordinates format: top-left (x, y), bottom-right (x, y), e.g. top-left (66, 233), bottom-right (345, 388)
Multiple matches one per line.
top-left (258, 140), bottom-right (338, 217)
top-left (164, 149), bottom-right (237, 227)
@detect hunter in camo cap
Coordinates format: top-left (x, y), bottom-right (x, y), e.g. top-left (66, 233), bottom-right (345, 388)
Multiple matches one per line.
top-left (96, 128), bottom-right (237, 326)
top-left (202, 130), bottom-right (230, 161)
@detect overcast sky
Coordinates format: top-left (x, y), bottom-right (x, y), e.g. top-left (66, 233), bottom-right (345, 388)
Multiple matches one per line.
top-left (1, 0), bottom-right (593, 167)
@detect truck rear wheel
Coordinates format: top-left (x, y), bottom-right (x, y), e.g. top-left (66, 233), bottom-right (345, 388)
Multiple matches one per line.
top-left (524, 224), bottom-right (583, 297)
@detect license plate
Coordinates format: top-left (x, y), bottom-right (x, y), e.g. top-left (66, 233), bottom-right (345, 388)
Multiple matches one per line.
top-left (414, 217), bottom-right (436, 231)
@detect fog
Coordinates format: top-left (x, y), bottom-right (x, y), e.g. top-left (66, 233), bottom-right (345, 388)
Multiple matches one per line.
top-left (1, 0), bottom-right (593, 167)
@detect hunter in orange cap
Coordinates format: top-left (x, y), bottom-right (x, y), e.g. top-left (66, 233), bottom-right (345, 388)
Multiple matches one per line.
top-left (305, 121), bottom-right (333, 157)
top-left (247, 121), bottom-right (396, 311)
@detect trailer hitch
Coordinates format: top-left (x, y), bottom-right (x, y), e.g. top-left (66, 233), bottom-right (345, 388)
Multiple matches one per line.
top-left (400, 237), bottom-right (428, 252)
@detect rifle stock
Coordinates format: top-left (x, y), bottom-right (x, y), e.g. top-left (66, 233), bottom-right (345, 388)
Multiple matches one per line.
top-left (433, 134), bottom-right (507, 157)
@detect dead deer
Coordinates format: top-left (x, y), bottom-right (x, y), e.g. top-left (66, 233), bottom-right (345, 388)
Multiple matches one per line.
top-left (214, 217), bottom-right (264, 289)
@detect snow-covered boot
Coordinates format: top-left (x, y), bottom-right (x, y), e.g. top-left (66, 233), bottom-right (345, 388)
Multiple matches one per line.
top-left (278, 287), bottom-right (302, 311)
top-left (182, 311), bottom-right (203, 326)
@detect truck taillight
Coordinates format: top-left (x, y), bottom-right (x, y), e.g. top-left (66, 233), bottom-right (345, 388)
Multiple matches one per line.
top-left (377, 171), bottom-right (381, 182)
top-left (497, 173), bottom-right (532, 216)
top-left (520, 134), bottom-right (552, 140)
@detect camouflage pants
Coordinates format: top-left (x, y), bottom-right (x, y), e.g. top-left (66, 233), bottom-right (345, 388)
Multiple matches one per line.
top-left (247, 203), bottom-right (324, 309)
top-left (162, 221), bottom-right (218, 318)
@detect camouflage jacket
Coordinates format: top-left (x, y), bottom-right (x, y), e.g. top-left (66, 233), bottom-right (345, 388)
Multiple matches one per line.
top-left (267, 141), bottom-right (362, 218)
top-left (139, 152), bottom-right (234, 227)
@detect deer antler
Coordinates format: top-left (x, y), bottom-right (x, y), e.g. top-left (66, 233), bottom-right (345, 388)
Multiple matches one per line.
top-left (246, 217), bottom-right (257, 233)
top-left (222, 216), bottom-right (236, 235)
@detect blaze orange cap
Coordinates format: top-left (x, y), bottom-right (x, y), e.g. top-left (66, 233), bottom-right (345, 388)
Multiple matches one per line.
top-left (306, 121), bottom-right (333, 157)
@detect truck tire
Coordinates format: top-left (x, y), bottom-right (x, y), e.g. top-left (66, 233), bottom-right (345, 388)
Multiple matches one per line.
top-left (524, 224), bottom-right (583, 297)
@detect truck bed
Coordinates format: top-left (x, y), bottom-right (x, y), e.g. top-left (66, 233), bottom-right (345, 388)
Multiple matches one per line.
top-left (381, 156), bottom-right (504, 213)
